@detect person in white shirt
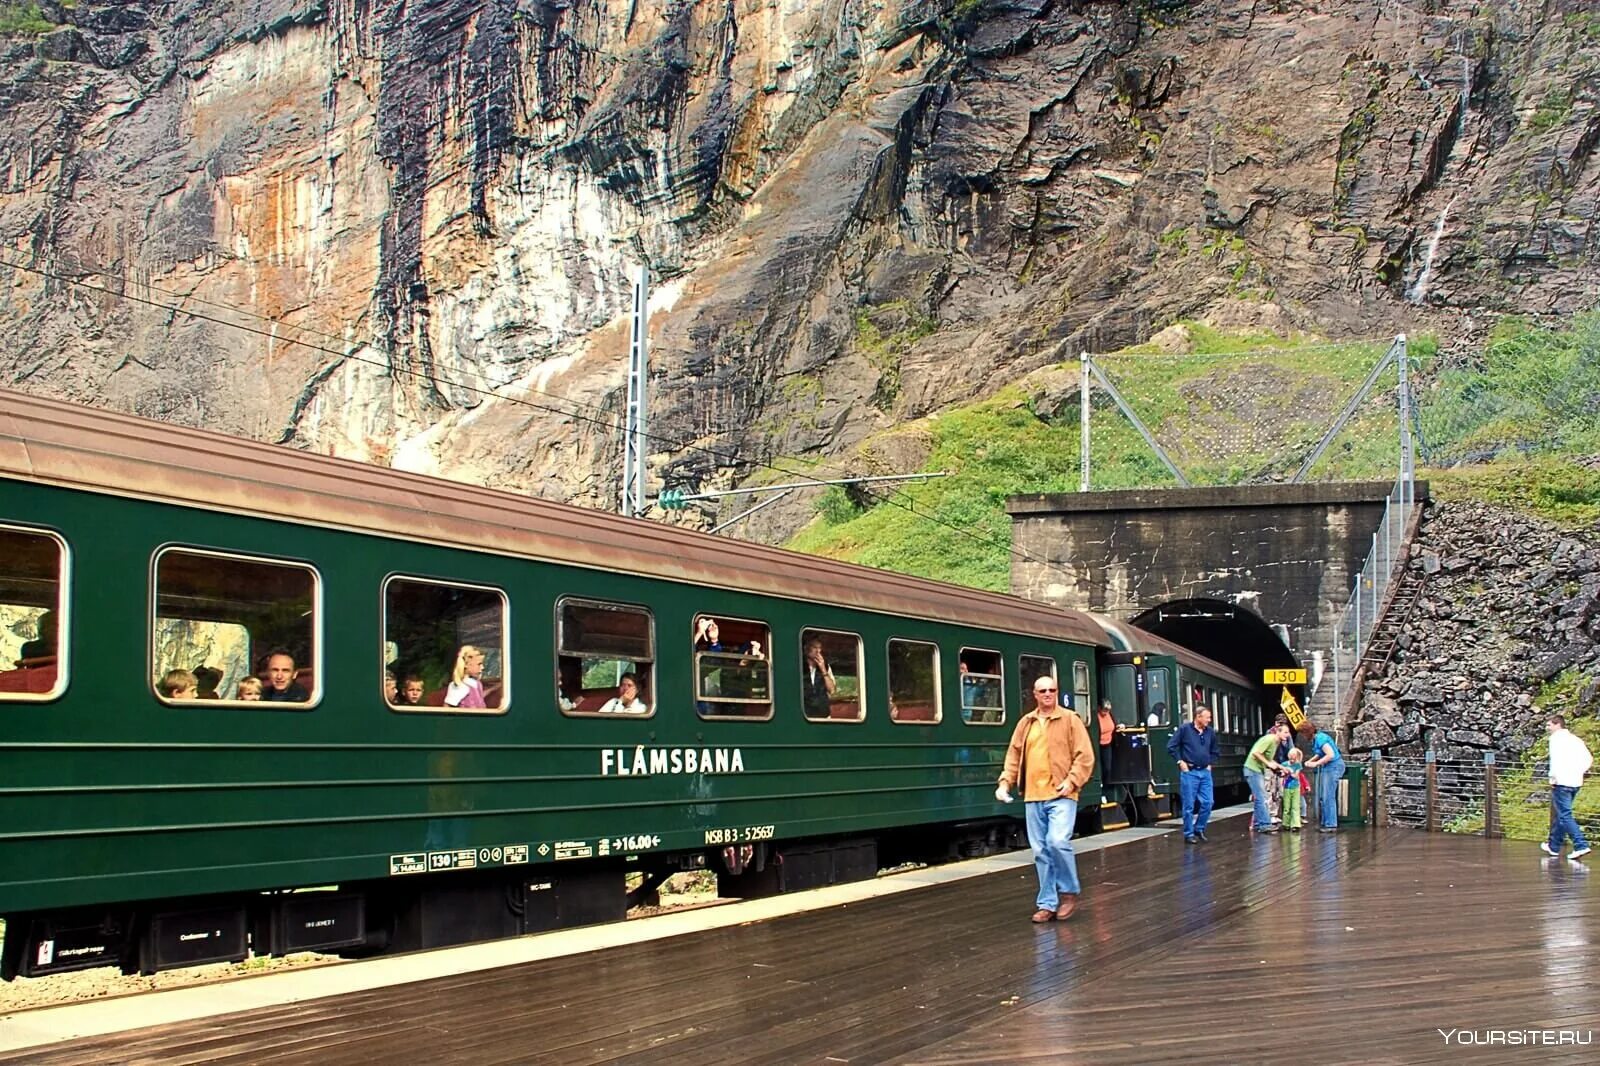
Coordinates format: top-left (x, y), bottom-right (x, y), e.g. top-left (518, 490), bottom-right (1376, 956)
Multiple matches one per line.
top-left (1542, 714), bottom-right (1593, 861)
top-left (598, 672), bottom-right (649, 714)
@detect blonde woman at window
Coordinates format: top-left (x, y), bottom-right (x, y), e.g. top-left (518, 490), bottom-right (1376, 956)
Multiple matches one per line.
top-left (444, 645), bottom-right (489, 709)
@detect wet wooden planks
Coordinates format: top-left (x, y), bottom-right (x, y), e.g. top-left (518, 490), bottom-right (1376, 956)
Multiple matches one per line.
top-left (4, 826), bottom-right (1598, 1065)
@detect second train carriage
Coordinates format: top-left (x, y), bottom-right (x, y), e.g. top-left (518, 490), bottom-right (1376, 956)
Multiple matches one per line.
top-left (0, 389), bottom-right (1263, 979)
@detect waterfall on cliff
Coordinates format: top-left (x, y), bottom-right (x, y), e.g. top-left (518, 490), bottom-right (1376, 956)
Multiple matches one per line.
top-left (1406, 48), bottom-right (1473, 306)
top-left (1407, 193), bottom-right (1457, 305)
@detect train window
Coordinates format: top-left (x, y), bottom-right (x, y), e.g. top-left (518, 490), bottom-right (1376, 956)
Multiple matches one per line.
top-left (887, 638), bottom-right (940, 724)
top-left (152, 548), bottom-right (319, 708)
top-left (1147, 667), bottom-right (1172, 726)
top-left (800, 628), bottom-right (864, 722)
top-left (1102, 665), bottom-right (1135, 725)
top-left (958, 648), bottom-right (1004, 725)
top-left (557, 598), bottom-right (654, 717)
top-left (0, 525), bottom-right (68, 702)
top-left (1072, 661), bottom-right (1092, 723)
top-left (385, 576), bottom-right (508, 714)
top-left (693, 614), bottom-right (772, 719)
top-left (1019, 655), bottom-right (1056, 715)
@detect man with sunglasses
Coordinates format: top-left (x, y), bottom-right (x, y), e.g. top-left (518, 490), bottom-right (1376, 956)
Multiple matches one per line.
top-left (996, 675), bottom-right (1095, 923)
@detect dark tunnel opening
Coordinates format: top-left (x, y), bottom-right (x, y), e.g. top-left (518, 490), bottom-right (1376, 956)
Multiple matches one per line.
top-left (1129, 597), bottom-right (1300, 706)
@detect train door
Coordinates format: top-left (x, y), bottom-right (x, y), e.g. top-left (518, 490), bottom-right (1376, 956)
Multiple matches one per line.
top-left (1143, 660), bottom-right (1178, 796)
top-left (1097, 653), bottom-right (1158, 825)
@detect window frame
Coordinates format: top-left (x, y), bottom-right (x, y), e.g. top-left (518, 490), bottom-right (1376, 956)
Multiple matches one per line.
top-left (799, 627), bottom-right (865, 724)
top-left (1019, 654), bottom-right (1058, 717)
top-left (150, 544), bottom-right (323, 711)
top-left (886, 636), bottom-right (942, 726)
top-left (0, 522), bottom-right (70, 704)
top-left (693, 613), bottom-right (775, 722)
top-left (381, 572), bottom-right (511, 716)
top-left (958, 645), bottom-right (1006, 726)
top-left (1146, 665), bottom-right (1173, 727)
top-left (555, 595), bottom-right (656, 720)
top-left (1072, 660), bottom-right (1092, 724)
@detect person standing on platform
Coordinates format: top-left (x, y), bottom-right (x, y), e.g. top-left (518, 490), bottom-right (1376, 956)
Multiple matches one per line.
top-left (996, 675), bottom-right (1095, 924)
top-left (1244, 725), bottom-right (1290, 834)
top-left (1268, 713), bottom-right (1291, 826)
top-left (1299, 721), bottom-right (1346, 833)
top-left (1096, 698), bottom-right (1116, 783)
top-left (1168, 705), bottom-right (1220, 845)
top-left (1542, 714), bottom-right (1593, 861)
top-left (1279, 748), bottom-right (1307, 832)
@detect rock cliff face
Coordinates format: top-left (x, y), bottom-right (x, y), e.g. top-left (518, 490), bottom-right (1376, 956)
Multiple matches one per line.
top-left (2, 0), bottom-right (1597, 525)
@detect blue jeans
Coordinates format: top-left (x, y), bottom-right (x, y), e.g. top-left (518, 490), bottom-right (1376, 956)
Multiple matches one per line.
top-left (1549, 785), bottom-right (1588, 852)
top-left (1178, 768), bottom-right (1214, 837)
top-left (1025, 797), bottom-right (1081, 909)
top-left (1244, 769), bottom-right (1272, 830)
top-left (1317, 761), bottom-right (1345, 829)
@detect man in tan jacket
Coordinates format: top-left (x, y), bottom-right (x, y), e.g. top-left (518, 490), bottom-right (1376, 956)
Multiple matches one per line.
top-left (996, 675), bottom-right (1096, 923)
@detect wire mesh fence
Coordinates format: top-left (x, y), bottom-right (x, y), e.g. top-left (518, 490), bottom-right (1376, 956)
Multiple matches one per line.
top-left (1412, 313), bottom-right (1600, 468)
top-left (1374, 750), bottom-right (1600, 841)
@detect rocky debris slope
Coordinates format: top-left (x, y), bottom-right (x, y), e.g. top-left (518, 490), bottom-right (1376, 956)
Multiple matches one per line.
top-left (2, 1), bottom-right (1600, 527)
top-left (1352, 501), bottom-right (1600, 761)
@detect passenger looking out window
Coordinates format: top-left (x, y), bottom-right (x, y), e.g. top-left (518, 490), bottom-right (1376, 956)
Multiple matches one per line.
top-left (444, 645), bottom-right (489, 709)
top-left (695, 615), bottom-right (771, 719)
top-left (261, 649), bottom-right (309, 703)
top-left (236, 677), bottom-right (262, 701)
top-left (800, 629), bottom-right (864, 721)
top-left (597, 672), bottom-right (649, 714)
top-left (385, 577), bottom-right (507, 713)
top-left (558, 598), bottom-right (654, 717)
top-left (802, 637), bottom-right (837, 718)
top-left (959, 649), bottom-right (1005, 725)
top-left (152, 548), bottom-right (316, 708)
top-left (160, 669), bottom-right (198, 699)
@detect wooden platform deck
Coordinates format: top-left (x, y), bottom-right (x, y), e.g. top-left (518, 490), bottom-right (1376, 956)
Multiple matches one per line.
top-left (4, 825), bottom-right (1597, 1064)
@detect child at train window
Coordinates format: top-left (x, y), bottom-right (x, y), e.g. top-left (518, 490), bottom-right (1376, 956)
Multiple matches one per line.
top-left (402, 675), bottom-right (425, 705)
top-left (1280, 748), bottom-right (1307, 832)
top-left (444, 645), bottom-right (489, 709)
top-left (236, 677), bottom-right (262, 701)
top-left (160, 669), bottom-right (198, 700)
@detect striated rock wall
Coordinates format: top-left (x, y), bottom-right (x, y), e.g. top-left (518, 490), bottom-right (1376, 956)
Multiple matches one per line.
top-left (1351, 500), bottom-right (1600, 761)
top-left (2, 0), bottom-right (1599, 526)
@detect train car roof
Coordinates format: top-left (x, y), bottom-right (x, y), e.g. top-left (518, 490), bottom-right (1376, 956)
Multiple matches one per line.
top-left (1089, 617), bottom-right (1253, 689)
top-left (0, 388), bottom-right (1110, 647)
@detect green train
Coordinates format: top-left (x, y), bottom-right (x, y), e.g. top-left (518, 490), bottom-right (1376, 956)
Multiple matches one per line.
top-left (0, 390), bottom-right (1263, 979)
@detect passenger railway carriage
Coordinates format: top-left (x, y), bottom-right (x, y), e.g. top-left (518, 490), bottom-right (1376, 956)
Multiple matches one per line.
top-left (0, 390), bottom-right (1262, 980)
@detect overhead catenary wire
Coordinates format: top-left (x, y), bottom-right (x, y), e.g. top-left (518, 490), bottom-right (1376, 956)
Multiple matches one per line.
top-left (0, 256), bottom-right (1067, 581)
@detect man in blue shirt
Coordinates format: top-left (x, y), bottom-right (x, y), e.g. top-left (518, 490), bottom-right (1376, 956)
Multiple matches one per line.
top-left (1168, 704), bottom-right (1221, 844)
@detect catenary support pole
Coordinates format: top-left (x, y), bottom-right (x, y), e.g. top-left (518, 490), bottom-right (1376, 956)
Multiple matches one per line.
top-left (622, 263), bottom-right (650, 517)
top-left (1079, 353), bottom-right (1092, 492)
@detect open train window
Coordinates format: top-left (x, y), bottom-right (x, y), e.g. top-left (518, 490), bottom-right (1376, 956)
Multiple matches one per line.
top-left (800, 628), bottom-right (864, 722)
top-left (958, 647), bottom-right (1004, 725)
top-left (0, 525), bottom-right (68, 702)
top-left (384, 576), bottom-right (507, 714)
top-left (693, 614), bottom-right (771, 719)
top-left (1019, 655), bottom-right (1056, 715)
top-left (152, 548), bottom-right (319, 708)
top-left (558, 598), bottom-right (654, 717)
top-left (887, 638), bottom-right (940, 724)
